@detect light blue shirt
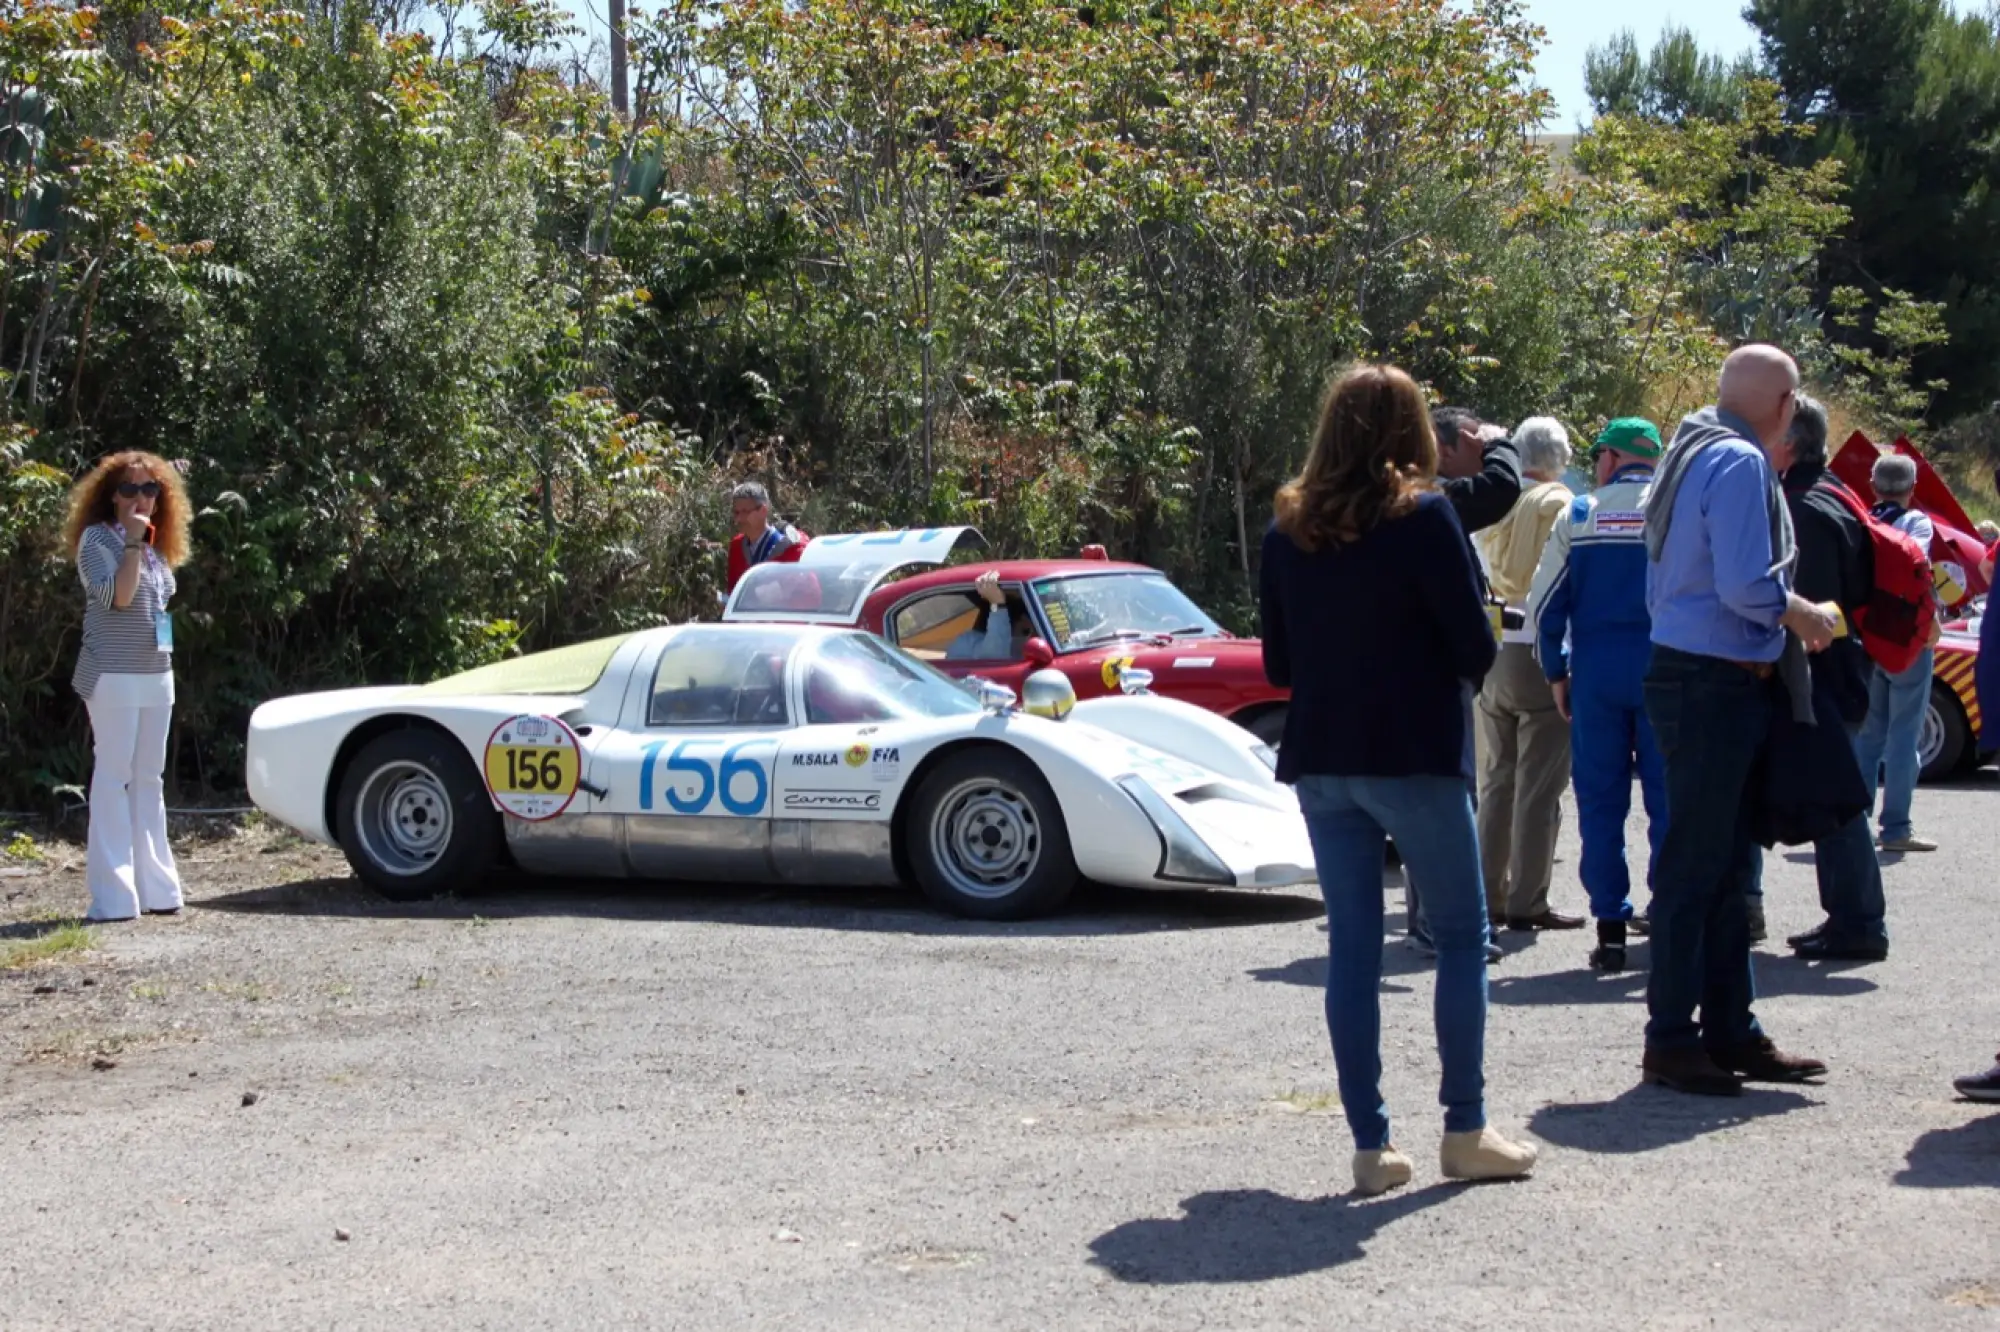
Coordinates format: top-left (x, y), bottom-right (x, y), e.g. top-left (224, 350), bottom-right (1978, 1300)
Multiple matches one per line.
top-left (1645, 419), bottom-right (1792, 663)
top-left (946, 609), bottom-right (1013, 661)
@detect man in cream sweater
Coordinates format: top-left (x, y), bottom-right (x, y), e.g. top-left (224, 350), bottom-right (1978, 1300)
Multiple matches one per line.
top-left (1474, 418), bottom-right (1582, 931)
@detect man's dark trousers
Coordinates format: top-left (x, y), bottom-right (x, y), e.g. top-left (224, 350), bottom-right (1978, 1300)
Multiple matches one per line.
top-left (1811, 727), bottom-right (1888, 946)
top-left (1641, 646), bottom-right (1770, 1053)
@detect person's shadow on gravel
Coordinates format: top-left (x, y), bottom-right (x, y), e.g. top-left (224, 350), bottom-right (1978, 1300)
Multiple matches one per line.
top-left (1895, 1115), bottom-right (2000, 1189)
top-left (1246, 948), bottom-right (1431, 995)
top-left (1529, 1084), bottom-right (1815, 1154)
top-left (1485, 951), bottom-right (1876, 1006)
top-left (1088, 1185), bottom-right (1457, 1283)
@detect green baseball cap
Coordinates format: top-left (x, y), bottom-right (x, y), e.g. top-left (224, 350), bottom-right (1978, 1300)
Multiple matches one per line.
top-left (1595, 417), bottom-right (1663, 459)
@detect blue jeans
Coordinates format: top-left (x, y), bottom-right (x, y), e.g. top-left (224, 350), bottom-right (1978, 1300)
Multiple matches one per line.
top-left (1979, 605), bottom-right (2000, 752)
top-left (1812, 800), bottom-right (1890, 945)
top-left (1641, 647), bottom-right (1768, 1054)
top-left (1852, 647), bottom-right (1933, 842)
top-left (1295, 773), bottom-right (1489, 1150)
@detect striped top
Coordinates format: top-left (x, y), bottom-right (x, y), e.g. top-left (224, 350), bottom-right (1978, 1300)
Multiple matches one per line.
top-left (73, 523), bottom-right (175, 699)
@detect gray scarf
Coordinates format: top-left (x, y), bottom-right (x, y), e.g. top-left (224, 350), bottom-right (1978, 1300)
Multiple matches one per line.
top-left (1644, 406), bottom-right (1813, 724)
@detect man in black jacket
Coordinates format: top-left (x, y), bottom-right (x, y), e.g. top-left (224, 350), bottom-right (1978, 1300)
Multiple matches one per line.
top-left (1403, 408), bottom-right (1523, 959)
top-left (1772, 394), bottom-right (1890, 961)
top-left (1433, 407), bottom-right (1526, 572)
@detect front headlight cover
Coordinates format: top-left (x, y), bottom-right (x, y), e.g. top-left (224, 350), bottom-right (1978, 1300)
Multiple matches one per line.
top-left (1116, 774), bottom-right (1235, 887)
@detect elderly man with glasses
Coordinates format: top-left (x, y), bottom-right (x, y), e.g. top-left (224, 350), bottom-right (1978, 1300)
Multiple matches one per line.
top-left (1473, 417), bottom-right (1582, 934)
top-left (724, 481), bottom-right (810, 596)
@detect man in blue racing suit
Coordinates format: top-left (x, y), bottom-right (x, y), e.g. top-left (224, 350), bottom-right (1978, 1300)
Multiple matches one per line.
top-left (1526, 418), bottom-right (1667, 973)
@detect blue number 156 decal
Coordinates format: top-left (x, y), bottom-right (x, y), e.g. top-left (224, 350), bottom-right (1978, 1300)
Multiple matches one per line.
top-left (638, 739), bottom-right (776, 816)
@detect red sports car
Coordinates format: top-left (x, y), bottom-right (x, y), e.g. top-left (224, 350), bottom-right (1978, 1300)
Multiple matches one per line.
top-left (1926, 610), bottom-right (1984, 780)
top-left (722, 527), bottom-right (1291, 745)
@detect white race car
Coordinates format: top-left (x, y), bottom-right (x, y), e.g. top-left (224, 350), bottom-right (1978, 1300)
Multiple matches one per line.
top-left (245, 621), bottom-right (1318, 919)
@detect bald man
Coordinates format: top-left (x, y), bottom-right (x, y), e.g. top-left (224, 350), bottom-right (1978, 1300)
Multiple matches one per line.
top-left (1638, 344), bottom-right (1837, 1097)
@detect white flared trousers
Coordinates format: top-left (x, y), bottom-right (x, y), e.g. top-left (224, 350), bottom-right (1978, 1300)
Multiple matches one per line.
top-left (84, 699), bottom-right (183, 920)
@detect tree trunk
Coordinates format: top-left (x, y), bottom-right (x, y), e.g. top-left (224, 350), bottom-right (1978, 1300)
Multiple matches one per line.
top-left (608, 0), bottom-right (629, 117)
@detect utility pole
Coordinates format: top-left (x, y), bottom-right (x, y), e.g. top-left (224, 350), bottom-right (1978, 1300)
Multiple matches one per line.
top-left (609, 0), bottom-right (629, 116)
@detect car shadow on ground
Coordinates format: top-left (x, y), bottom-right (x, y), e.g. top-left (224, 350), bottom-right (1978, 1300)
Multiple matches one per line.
top-left (1529, 1084), bottom-right (1817, 1154)
top-left (1086, 1183), bottom-right (1467, 1283)
top-left (193, 874), bottom-right (1326, 938)
top-left (1895, 1114), bottom-right (2000, 1189)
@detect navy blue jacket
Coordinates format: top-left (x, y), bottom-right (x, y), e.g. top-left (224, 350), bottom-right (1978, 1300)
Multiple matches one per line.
top-left (1260, 492), bottom-right (1497, 783)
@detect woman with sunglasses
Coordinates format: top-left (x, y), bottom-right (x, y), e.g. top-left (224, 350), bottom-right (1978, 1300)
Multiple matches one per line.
top-left (62, 452), bottom-right (193, 922)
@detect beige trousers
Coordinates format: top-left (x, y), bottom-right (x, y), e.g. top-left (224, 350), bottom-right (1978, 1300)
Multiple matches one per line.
top-left (1475, 643), bottom-right (1572, 919)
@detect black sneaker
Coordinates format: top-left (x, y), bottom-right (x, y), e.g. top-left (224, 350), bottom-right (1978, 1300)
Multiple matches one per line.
top-left (1792, 934), bottom-right (1888, 963)
top-left (1952, 1057), bottom-right (2000, 1103)
top-left (1786, 920), bottom-right (1829, 948)
top-left (1589, 920), bottom-right (1627, 973)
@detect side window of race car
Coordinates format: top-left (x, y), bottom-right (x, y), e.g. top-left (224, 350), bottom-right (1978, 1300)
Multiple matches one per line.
top-left (647, 628), bottom-right (795, 728)
top-left (891, 590), bottom-right (983, 660)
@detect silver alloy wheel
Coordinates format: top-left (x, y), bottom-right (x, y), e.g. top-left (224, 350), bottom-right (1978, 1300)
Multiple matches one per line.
top-left (1919, 699), bottom-right (1945, 773)
top-left (353, 760), bottom-right (455, 877)
top-left (927, 776), bottom-right (1044, 900)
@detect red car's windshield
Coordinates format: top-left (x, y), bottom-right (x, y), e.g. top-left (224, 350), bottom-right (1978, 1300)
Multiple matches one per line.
top-left (1030, 572), bottom-right (1224, 651)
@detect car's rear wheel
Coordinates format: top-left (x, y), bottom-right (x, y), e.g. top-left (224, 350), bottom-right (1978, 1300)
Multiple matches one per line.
top-left (907, 749), bottom-right (1076, 920)
top-left (1243, 705), bottom-right (1287, 749)
top-left (336, 728), bottom-right (500, 900)
top-left (1920, 681), bottom-right (1973, 783)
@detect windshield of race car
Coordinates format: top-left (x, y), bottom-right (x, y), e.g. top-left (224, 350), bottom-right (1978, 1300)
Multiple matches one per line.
top-left (803, 632), bottom-right (986, 724)
top-left (1030, 573), bottom-right (1223, 651)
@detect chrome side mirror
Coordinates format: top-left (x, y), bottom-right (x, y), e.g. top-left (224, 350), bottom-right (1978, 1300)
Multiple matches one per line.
top-left (1117, 666), bottom-right (1154, 696)
top-left (968, 677), bottom-right (1018, 714)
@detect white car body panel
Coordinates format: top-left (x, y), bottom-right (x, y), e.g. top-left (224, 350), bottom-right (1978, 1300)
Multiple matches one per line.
top-left (722, 526), bottom-right (990, 627)
top-left (246, 623), bottom-right (1318, 899)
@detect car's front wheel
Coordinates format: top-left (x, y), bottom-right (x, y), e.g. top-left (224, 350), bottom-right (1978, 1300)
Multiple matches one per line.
top-left (907, 749), bottom-right (1077, 920)
top-left (1920, 681), bottom-right (1974, 783)
top-left (335, 728), bottom-right (500, 900)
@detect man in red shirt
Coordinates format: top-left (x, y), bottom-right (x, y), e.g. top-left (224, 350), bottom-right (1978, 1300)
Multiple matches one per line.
top-left (725, 481), bottom-right (809, 594)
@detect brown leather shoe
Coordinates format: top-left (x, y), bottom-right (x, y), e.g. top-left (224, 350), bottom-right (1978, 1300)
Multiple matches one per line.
top-left (1506, 909), bottom-right (1586, 931)
top-left (1642, 1047), bottom-right (1743, 1097)
top-left (1711, 1037), bottom-right (1827, 1083)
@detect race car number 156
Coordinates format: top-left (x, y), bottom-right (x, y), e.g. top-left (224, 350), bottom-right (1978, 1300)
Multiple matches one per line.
top-left (483, 715), bottom-right (582, 821)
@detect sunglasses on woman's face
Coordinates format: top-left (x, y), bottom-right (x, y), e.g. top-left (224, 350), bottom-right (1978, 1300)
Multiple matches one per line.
top-left (116, 480), bottom-right (162, 499)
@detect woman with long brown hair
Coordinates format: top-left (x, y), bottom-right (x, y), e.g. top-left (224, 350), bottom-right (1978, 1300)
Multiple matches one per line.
top-left (1260, 364), bottom-right (1538, 1195)
top-left (63, 451), bottom-right (193, 922)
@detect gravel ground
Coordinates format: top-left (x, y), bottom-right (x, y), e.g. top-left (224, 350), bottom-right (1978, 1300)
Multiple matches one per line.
top-left (2, 777), bottom-right (1997, 1331)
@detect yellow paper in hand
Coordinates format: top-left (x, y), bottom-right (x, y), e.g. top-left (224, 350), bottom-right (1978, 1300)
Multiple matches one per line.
top-left (1487, 604), bottom-right (1504, 644)
top-left (1824, 602), bottom-right (1849, 638)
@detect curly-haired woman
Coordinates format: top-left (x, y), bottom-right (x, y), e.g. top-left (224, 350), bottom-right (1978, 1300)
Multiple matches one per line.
top-left (1259, 364), bottom-right (1538, 1195)
top-left (63, 452), bottom-right (192, 923)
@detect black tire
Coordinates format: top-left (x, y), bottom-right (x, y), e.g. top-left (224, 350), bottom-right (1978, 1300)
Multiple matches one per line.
top-left (1920, 682), bottom-right (1973, 783)
top-left (1243, 706), bottom-right (1287, 749)
top-left (906, 748), bottom-right (1077, 920)
top-left (334, 727), bottom-right (500, 900)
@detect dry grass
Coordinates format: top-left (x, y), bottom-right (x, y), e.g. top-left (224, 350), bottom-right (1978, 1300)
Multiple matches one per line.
top-left (0, 922), bottom-right (93, 971)
top-left (26, 1026), bottom-right (196, 1063)
top-left (1269, 1088), bottom-right (1343, 1114)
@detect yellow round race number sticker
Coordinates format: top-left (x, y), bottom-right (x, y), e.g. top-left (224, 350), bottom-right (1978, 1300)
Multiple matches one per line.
top-left (483, 715), bottom-right (582, 821)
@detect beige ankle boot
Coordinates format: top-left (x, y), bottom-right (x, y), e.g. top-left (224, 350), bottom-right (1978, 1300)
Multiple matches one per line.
top-left (1440, 1127), bottom-right (1538, 1181)
top-left (1352, 1146), bottom-right (1414, 1196)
